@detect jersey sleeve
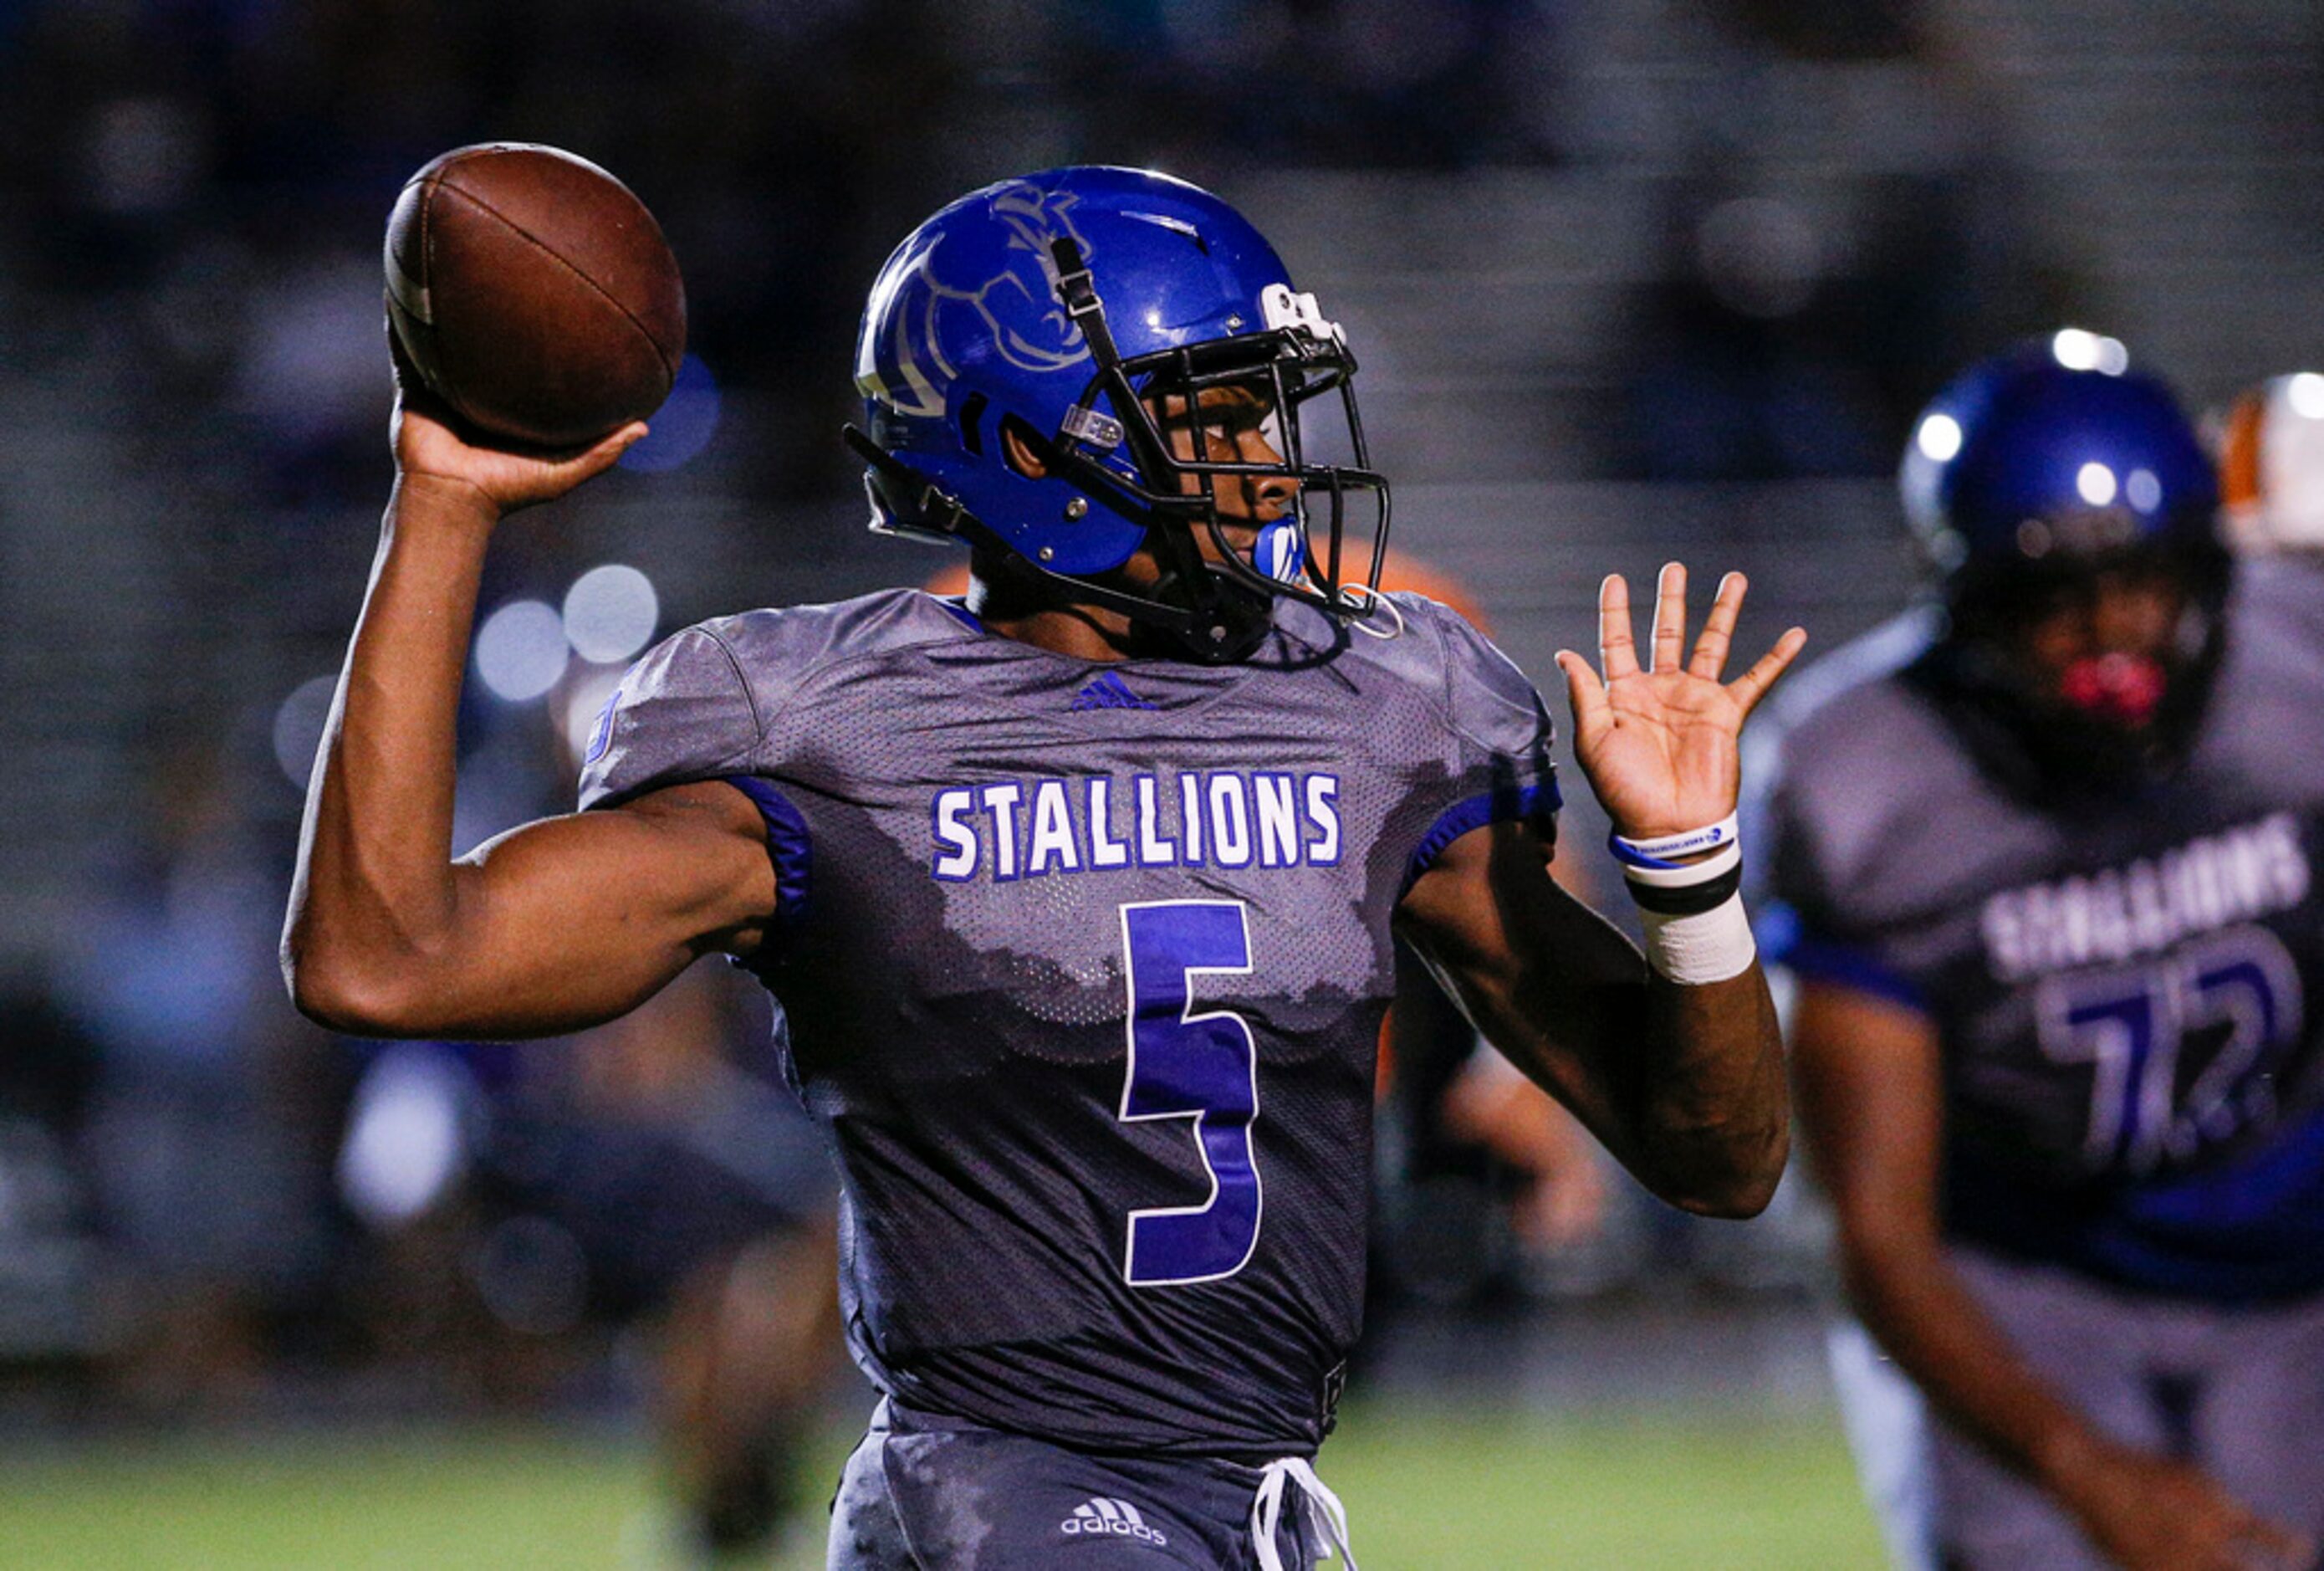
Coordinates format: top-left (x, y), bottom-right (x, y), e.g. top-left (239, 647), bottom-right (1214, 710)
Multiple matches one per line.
top-left (1402, 596), bottom-right (1562, 885)
top-left (1752, 709), bottom-right (1927, 1011)
top-left (575, 624), bottom-right (763, 811)
top-left (1438, 609), bottom-right (1561, 805)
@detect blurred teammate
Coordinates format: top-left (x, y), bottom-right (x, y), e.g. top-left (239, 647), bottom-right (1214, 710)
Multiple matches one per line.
top-left (2215, 371), bottom-right (2324, 558)
top-left (2206, 371), bottom-right (2324, 803)
top-left (1760, 337), bottom-right (2324, 1569)
top-left (556, 971), bottom-right (842, 1563)
top-left (286, 166), bottom-right (1801, 1568)
top-left (337, 967), bottom-right (840, 1564)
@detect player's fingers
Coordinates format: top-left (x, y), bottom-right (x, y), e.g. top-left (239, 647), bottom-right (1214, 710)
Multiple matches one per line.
top-left (571, 422), bottom-right (650, 477)
top-left (384, 315), bottom-right (461, 429)
top-left (384, 309), bottom-right (420, 385)
top-left (1689, 571), bottom-right (1747, 680)
top-left (2230, 1512), bottom-right (2311, 1569)
top-left (1724, 625), bottom-right (1810, 717)
top-left (1649, 561), bottom-right (1690, 674)
top-left (1555, 651), bottom-right (1612, 743)
top-left (1596, 574), bottom-right (1641, 680)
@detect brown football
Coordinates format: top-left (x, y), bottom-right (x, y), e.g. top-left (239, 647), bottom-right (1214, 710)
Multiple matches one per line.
top-left (385, 143), bottom-right (687, 448)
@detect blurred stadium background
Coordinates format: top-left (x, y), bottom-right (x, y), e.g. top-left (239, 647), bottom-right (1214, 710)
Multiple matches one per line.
top-left (3, 0), bottom-right (2322, 1564)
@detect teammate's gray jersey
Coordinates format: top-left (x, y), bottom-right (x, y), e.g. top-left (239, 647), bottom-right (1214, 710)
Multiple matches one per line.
top-left (1754, 557), bottom-right (2324, 1300)
top-left (580, 589), bottom-right (1557, 1455)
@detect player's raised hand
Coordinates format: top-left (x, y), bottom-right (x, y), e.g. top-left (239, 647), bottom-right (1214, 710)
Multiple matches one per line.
top-left (1553, 564), bottom-right (1806, 841)
top-left (389, 325), bottom-right (646, 521)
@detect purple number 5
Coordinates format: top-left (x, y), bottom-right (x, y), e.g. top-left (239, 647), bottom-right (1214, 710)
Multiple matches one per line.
top-left (1117, 900), bottom-right (1263, 1287)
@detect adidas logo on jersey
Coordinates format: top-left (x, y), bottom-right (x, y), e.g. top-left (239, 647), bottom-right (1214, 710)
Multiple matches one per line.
top-left (1060, 1497), bottom-right (1169, 1546)
top-left (1071, 672), bottom-right (1160, 711)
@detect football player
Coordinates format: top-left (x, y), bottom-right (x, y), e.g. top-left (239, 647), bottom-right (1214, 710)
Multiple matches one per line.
top-left (285, 166), bottom-right (1802, 1568)
top-left (2207, 372), bottom-right (2324, 796)
top-left (1759, 336), bottom-right (2324, 1570)
top-left (2216, 371), bottom-right (2324, 557)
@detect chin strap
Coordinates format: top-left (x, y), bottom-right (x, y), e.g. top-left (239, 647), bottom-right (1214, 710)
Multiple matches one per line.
top-left (849, 233), bottom-right (1387, 661)
top-left (842, 422), bottom-right (1272, 663)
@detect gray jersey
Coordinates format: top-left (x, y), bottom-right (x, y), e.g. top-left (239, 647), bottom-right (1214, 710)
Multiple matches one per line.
top-left (1756, 557), bottom-right (2324, 1301)
top-left (579, 589), bottom-right (1557, 1455)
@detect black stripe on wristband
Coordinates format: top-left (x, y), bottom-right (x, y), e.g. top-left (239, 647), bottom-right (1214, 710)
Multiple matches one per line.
top-left (1624, 864), bottom-right (1743, 916)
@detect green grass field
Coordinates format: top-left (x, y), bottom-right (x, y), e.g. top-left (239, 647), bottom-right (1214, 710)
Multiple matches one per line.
top-left (0, 1402), bottom-right (1884, 1568)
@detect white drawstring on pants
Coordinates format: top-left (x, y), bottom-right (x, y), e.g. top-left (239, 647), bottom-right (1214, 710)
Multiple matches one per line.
top-left (1251, 1456), bottom-right (1357, 1570)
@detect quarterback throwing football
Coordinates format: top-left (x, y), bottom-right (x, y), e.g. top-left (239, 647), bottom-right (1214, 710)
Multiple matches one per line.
top-left (286, 166), bottom-right (1801, 1568)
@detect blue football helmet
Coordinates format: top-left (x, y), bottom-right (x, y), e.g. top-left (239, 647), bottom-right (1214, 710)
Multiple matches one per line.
top-left (1899, 334), bottom-right (2230, 785)
top-left (844, 166), bottom-right (1388, 659)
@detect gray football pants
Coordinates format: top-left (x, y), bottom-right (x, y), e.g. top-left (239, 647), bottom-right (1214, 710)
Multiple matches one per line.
top-left (1831, 1247), bottom-right (2324, 1570)
top-left (827, 1398), bottom-right (1340, 1570)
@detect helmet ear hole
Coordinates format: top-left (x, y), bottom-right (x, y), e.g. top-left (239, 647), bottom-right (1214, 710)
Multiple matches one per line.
top-left (957, 392), bottom-right (988, 457)
top-left (999, 414), bottom-right (1053, 480)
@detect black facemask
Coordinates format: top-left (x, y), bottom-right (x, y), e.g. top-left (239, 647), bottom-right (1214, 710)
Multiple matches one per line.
top-left (1908, 541), bottom-right (2232, 803)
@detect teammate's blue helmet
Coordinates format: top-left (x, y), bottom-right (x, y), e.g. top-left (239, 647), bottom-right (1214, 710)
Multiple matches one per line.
top-left (844, 166), bottom-right (1388, 660)
top-left (1899, 333), bottom-right (2230, 781)
top-left (1903, 333), bottom-right (2219, 582)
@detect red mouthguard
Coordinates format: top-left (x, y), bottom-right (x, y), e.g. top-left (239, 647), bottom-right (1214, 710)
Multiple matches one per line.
top-left (2058, 652), bottom-right (2167, 728)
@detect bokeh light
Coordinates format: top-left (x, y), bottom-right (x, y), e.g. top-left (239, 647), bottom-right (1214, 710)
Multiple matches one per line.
top-left (562, 665), bottom-right (626, 766)
top-left (2076, 461), bottom-right (2118, 506)
top-left (1914, 413), bottom-right (1964, 463)
top-left (2051, 328), bottom-right (2128, 375)
top-left (336, 1047), bottom-right (469, 1229)
top-left (473, 600), bottom-right (569, 702)
top-left (2289, 371), bottom-right (2324, 420)
top-left (562, 564), bottom-right (659, 664)
top-left (271, 674), bottom-right (339, 791)
top-left (618, 354), bottom-right (721, 473)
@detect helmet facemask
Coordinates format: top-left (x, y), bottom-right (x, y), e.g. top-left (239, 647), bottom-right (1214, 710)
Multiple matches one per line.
top-left (1899, 337), bottom-right (2233, 799)
top-left (1018, 239), bottom-right (1390, 660)
top-left (1928, 531), bottom-right (2230, 794)
top-left (845, 171), bottom-right (1393, 662)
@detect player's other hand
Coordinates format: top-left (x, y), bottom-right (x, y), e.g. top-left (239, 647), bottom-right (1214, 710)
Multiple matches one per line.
top-left (1553, 564), bottom-right (1806, 842)
top-left (389, 324), bottom-right (646, 521)
top-left (2063, 1444), bottom-right (2312, 1571)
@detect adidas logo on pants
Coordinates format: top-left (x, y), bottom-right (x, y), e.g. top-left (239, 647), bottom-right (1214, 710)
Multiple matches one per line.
top-left (1060, 1496), bottom-right (1170, 1546)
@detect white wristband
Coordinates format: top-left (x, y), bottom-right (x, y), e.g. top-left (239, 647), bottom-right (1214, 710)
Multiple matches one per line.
top-left (1639, 890), bottom-right (1758, 985)
top-left (1620, 838), bottom-right (1742, 890)
top-left (1611, 812), bottom-right (1739, 867)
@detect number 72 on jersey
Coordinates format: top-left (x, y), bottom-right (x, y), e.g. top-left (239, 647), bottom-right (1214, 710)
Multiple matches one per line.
top-left (2036, 924), bottom-right (2303, 1174)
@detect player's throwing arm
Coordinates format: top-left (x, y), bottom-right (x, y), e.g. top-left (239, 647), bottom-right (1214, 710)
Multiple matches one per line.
top-left (1397, 563), bottom-right (1806, 1217)
top-left (283, 148), bottom-right (780, 1040)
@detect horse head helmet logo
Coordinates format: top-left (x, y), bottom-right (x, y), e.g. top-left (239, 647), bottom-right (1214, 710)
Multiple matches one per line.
top-left (861, 182), bottom-right (1097, 420)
